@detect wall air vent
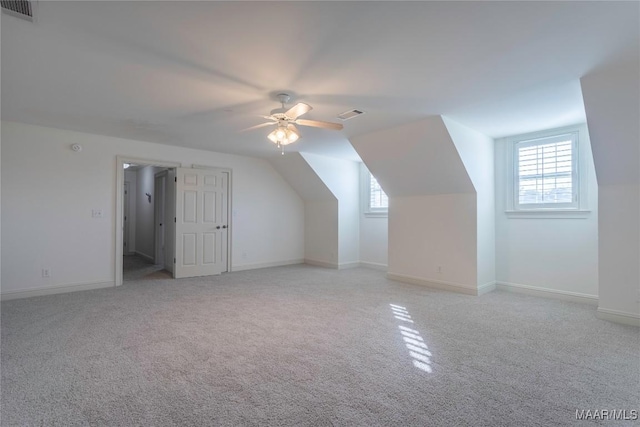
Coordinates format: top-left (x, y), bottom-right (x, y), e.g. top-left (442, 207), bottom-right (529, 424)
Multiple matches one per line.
top-left (337, 109), bottom-right (365, 121)
top-left (1, 0), bottom-right (33, 21)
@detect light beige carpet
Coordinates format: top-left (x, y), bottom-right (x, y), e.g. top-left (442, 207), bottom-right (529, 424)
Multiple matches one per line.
top-left (1, 265), bottom-right (638, 426)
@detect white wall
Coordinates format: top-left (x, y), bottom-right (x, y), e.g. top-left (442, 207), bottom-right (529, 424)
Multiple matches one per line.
top-left (358, 163), bottom-right (388, 269)
top-left (269, 153), bottom-right (339, 266)
top-left (304, 200), bottom-right (339, 266)
top-left (389, 194), bottom-right (478, 291)
top-left (1, 121), bottom-right (304, 296)
top-left (597, 186), bottom-right (639, 315)
top-left (301, 153), bottom-right (360, 267)
top-left (581, 60), bottom-right (640, 322)
top-left (351, 117), bottom-right (481, 293)
top-left (494, 124), bottom-right (599, 297)
top-left (359, 215), bottom-right (387, 268)
top-left (443, 117), bottom-right (496, 288)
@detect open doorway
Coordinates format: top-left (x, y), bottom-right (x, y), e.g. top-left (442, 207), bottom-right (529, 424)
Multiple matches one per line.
top-left (116, 157), bottom-right (181, 286)
top-left (122, 163), bottom-right (174, 281)
top-left (115, 157), bottom-right (233, 287)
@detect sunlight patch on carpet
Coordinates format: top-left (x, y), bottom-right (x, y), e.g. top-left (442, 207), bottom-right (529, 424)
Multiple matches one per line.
top-left (391, 304), bottom-right (432, 373)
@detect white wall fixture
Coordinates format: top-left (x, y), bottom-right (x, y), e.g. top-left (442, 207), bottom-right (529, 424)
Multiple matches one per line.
top-left (71, 143), bottom-right (82, 152)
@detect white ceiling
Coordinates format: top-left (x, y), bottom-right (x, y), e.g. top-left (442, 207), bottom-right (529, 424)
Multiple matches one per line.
top-left (2, 1), bottom-right (638, 161)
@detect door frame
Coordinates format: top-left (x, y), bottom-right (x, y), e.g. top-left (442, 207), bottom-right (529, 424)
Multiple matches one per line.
top-left (192, 164), bottom-right (233, 273)
top-left (115, 156), bottom-right (181, 287)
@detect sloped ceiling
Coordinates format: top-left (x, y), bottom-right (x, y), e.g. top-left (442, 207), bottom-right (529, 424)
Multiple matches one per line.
top-left (350, 116), bottom-right (474, 196)
top-left (2, 1), bottom-right (638, 160)
top-left (269, 153), bottom-right (335, 201)
top-left (581, 60), bottom-right (640, 186)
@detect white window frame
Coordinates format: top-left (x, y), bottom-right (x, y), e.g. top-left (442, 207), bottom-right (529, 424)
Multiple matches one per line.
top-left (360, 164), bottom-right (388, 217)
top-left (505, 125), bottom-right (591, 219)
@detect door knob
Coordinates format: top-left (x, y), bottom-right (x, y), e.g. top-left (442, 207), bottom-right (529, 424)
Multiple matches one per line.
top-left (222, 225), bottom-right (227, 229)
top-left (216, 226), bottom-right (221, 229)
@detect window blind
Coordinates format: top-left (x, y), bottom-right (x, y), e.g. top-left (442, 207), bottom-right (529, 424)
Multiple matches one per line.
top-left (370, 176), bottom-right (388, 209)
top-left (517, 137), bottom-right (573, 205)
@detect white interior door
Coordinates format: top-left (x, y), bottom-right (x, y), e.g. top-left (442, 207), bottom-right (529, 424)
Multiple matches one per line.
top-left (174, 167), bottom-right (228, 278)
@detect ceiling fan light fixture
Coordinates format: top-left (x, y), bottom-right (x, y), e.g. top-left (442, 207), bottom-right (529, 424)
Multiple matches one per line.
top-left (267, 125), bottom-right (299, 146)
top-left (240, 93), bottom-right (341, 153)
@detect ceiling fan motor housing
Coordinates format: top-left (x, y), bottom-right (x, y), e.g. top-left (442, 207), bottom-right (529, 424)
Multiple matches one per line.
top-left (269, 108), bottom-right (289, 117)
top-left (271, 93), bottom-right (293, 118)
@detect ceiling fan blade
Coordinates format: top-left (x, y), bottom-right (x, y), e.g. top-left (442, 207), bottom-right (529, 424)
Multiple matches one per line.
top-left (288, 124), bottom-right (301, 138)
top-left (295, 119), bottom-right (344, 131)
top-left (284, 102), bottom-right (312, 120)
top-left (239, 122), bottom-right (276, 132)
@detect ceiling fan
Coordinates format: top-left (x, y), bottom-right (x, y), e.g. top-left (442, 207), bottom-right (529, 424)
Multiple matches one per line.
top-left (242, 93), bottom-right (343, 153)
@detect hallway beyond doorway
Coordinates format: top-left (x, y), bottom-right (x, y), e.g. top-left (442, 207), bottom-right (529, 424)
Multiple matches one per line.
top-left (123, 254), bottom-right (171, 281)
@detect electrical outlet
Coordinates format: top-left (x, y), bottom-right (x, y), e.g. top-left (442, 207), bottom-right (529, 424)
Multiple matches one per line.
top-left (92, 209), bottom-right (103, 218)
top-left (437, 266), bottom-right (442, 274)
top-left (42, 268), bottom-right (51, 278)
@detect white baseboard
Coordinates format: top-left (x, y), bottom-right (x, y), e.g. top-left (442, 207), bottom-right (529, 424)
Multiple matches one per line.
top-left (495, 281), bottom-right (598, 306)
top-left (387, 272), bottom-right (478, 295)
top-left (1, 280), bottom-right (115, 301)
top-left (304, 259), bottom-right (339, 269)
top-left (338, 261), bottom-right (360, 270)
top-left (359, 261), bottom-right (388, 271)
top-left (597, 307), bottom-right (640, 327)
top-left (478, 281), bottom-right (497, 295)
top-left (304, 259), bottom-right (388, 271)
top-left (135, 251), bottom-right (155, 263)
top-left (231, 259), bottom-right (304, 272)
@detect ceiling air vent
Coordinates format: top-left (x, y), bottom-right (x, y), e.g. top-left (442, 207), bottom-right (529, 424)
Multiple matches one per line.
top-left (337, 109), bottom-right (365, 121)
top-left (1, 0), bottom-right (33, 21)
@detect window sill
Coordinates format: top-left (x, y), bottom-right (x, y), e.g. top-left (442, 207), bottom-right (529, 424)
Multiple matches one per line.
top-left (505, 210), bottom-right (591, 219)
top-left (364, 211), bottom-right (388, 218)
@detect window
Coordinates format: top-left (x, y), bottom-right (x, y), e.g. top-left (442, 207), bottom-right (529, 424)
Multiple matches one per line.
top-left (361, 164), bottom-right (388, 216)
top-left (503, 125), bottom-right (593, 218)
top-left (514, 132), bottom-right (578, 210)
top-left (369, 175), bottom-right (389, 211)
